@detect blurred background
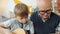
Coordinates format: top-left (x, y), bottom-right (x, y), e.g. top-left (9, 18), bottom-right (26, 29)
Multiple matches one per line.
top-left (0, 0), bottom-right (60, 19)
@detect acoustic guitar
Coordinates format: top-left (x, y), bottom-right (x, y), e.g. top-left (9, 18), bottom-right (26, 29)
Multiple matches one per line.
top-left (0, 27), bottom-right (27, 34)
top-left (12, 28), bottom-right (27, 34)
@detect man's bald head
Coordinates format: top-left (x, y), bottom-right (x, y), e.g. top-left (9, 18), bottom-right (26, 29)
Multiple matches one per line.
top-left (37, 0), bottom-right (52, 10)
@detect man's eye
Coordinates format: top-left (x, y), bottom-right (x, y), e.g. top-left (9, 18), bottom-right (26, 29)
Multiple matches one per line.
top-left (40, 11), bottom-right (45, 12)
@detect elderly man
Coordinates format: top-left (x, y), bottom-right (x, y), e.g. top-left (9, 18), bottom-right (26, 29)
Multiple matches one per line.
top-left (30, 0), bottom-right (60, 34)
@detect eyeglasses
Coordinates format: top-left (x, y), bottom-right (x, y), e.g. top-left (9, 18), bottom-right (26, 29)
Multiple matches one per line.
top-left (38, 9), bottom-right (52, 15)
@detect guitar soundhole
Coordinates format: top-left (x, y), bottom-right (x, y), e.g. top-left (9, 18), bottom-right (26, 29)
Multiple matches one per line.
top-left (26, 30), bottom-right (30, 34)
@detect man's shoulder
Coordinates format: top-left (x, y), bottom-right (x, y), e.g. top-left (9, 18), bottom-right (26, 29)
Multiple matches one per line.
top-left (32, 11), bottom-right (37, 15)
top-left (30, 12), bottom-right (38, 21)
top-left (51, 12), bottom-right (60, 18)
top-left (31, 11), bottom-right (38, 17)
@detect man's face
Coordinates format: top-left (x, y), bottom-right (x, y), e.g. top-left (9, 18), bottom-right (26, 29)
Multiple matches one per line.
top-left (38, 8), bottom-right (52, 19)
top-left (37, 0), bottom-right (52, 19)
top-left (16, 16), bottom-right (28, 24)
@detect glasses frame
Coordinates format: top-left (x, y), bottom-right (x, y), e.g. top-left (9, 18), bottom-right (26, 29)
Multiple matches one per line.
top-left (38, 8), bottom-right (52, 15)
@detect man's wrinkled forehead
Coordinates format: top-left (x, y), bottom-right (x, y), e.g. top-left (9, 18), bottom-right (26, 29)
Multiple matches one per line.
top-left (37, 0), bottom-right (52, 10)
top-left (38, 7), bottom-right (52, 10)
top-left (37, 0), bottom-right (51, 4)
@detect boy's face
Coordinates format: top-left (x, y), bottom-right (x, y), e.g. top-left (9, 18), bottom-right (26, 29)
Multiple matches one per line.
top-left (16, 16), bottom-right (28, 24)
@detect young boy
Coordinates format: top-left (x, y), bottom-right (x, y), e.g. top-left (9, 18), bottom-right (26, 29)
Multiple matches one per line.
top-left (0, 4), bottom-right (34, 34)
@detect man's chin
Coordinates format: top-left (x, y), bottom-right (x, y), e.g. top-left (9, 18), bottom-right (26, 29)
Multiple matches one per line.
top-left (43, 17), bottom-right (48, 19)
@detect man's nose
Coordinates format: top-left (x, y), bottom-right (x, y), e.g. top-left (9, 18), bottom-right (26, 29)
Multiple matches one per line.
top-left (44, 13), bottom-right (48, 15)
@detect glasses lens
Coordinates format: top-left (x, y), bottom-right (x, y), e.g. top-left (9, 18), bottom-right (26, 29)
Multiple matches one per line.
top-left (39, 9), bottom-right (52, 15)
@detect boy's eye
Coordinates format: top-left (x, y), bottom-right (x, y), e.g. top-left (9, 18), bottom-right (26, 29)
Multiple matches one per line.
top-left (21, 18), bottom-right (23, 19)
top-left (25, 17), bottom-right (28, 18)
top-left (20, 16), bottom-right (28, 19)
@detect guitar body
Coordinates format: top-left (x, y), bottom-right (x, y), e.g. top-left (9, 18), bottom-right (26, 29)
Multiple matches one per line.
top-left (13, 28), bottom-right (27, 34)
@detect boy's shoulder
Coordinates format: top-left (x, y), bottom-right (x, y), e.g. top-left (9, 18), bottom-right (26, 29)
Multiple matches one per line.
top-left (4, 18), bottom-right (16, 23)
top-left (7, 18), bottom-right (16, 22)
top-left (27, 20), bottom-right (33, 25)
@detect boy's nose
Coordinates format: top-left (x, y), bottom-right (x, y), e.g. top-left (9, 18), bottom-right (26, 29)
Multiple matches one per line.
top-left (22, 19), bottom-right (27, 23)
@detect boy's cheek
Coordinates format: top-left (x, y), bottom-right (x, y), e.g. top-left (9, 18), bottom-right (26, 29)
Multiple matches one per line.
top-left (21, 20), bottom-right (27, 24)
top-left (22, 20), bottom-right (27, 24)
